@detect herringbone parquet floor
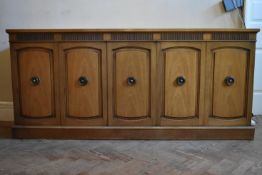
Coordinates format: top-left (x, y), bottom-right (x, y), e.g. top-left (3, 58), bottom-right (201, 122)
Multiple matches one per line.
top-left (1, 117), bottom-right (262, 175)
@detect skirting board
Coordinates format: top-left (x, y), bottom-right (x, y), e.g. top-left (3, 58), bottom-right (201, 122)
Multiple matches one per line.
top-left (0, 101), bottom-right (14, 121)
top-left (12, 126), bottom-right (255, 140)
top-left (0, 121), bottom-right (13, 138)
top-left (0, 102), bottom-right (14, 138)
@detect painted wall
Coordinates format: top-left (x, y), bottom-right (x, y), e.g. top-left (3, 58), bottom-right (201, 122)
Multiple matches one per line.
top-left (0, 0), bottom-right (242, 121)
top-left (245, 0), bottom-right (262, 115)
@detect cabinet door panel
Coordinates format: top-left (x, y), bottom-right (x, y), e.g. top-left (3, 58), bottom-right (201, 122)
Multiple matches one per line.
top-left (60, 43), bottom-right (107, 126)
top-left (115, 49), bottom-right (149, 118)
top-left (67, 48), bottom-right (100, 118)
top-left (108, 43), bottom-right (156, 126)
top-left (213, 48), bottom-right (247, 118)
top-left (19, 49), bottom-right (52, 117)
top-left (207, 42), bottom-right (254, 126)
top-left (159, 42), bottom-right (205, 126)
top-left (12, 43), bottom-right (59, 125)
top-left (165, 48), bottom-right (199, 118)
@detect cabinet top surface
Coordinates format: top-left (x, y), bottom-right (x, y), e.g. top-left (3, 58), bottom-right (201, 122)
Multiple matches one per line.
top-left (6, 28), bottom-right (260, 33)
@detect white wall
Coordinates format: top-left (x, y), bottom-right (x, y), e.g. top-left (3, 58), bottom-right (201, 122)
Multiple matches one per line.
top-left (245, 0), bottom-right (262, 115)
top-left (0, 0), bottom-right (242, 51)
top-left (0, 0), bottom-right (243, 120)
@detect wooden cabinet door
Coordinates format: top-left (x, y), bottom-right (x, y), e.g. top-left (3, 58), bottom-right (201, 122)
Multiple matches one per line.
top-left (60, 43), bottom-right (107, 126)
top-left (206, 42), bottom-right (255, 126)
top-left (11, 43), bottom-right (59, 125)
top-left (108, 42), bottom-right (157, 126)
top-left (158, 42), bottom-right (206, 126)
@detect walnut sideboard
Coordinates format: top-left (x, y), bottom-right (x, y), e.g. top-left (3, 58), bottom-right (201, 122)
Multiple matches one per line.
top-left (6, 28), bottom-right (260, 139)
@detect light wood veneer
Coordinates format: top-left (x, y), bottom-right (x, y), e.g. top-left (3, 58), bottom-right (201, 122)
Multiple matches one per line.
top-left (6, 28), bottom-right (260, 139)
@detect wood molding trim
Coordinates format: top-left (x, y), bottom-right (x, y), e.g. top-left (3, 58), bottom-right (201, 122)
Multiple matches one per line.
top-left (6, 29), bottom-right (260, 42)
top-left (0, 101), bottom-right (13, 107)
top-left (12, 126), bottom-right (255, 140)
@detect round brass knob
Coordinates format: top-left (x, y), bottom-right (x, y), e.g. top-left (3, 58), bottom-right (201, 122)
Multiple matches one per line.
top-left (224, 76), bottom-right (235, 86)
top-left (127, 77), bottom-right (136, 86)
top-left (31, 76), bottom-right (40, 86)
top-left (79, 76), bottom-right (88, 86)
top-left (176, 76), bottom-right (186, 86)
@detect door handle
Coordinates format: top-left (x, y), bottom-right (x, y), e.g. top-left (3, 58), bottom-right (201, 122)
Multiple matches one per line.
top-left (224, 76), bottom-right (235, 86)
top-left (127, 77), bottom-right (136, 86)
top-left (31, 76), bottom-right (40, 86)
top-left (176, 76), bottom-right (186, 86)
top-left (79, 76), bottom-right (88, 86)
